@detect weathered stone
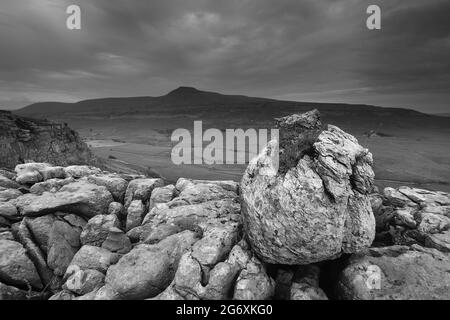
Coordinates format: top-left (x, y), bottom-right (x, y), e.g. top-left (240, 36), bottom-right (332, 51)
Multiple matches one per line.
top-left (94, 285), bottom-right (120, 300)
top-left (398, 187), bottom-right (449, 206)
top-left (67, 245), bottom-right (120, 274)
top-left (47, 220), bottom-right (82, 276)
top-left (290, 265), bottom-right (328, 300)
top-left (105, 231), bottom-right (199, 299)
top-left (63, 268), bottom-right (105, 295)
top-left (233, 257), bottom-right (275, 300)
top-left (15, 181), bottom-right (113, 218)
top-left (0, 230), bottom-right (14, 241)
top-left (48, 290), bottom-right (75, 300)
top-left (424, 230), bottom-right (450, 253)
top-left (80, 214), bottom-right (120, 247)
top-left (29, 177), bottom-right (75, 195)
top-left (176, 178), bottom-right (239, 194)
top-left (336, 245), bottom-right (450, 300)
top-left (39, 166), bottom-right (66, 180)
top-left (25, 215), bottom-right (56, 253)
top-left (88, 174), bottom-right (128, 202)
top-left (0, 189), bottom-right (23, 202)
top-left (149, 185), bottom-right (176, 210)
top-left (64, 165), bottom-right (101, 178)
top-left (108, 202), bottom-right (125, 218)
top-left (15, 221), bottom-right (54, 287)
top-left (101, 227), bottom-right (132, 254)
top-left (0, 282), bottom-right (28, 300)
top-left (241, 118), bottom-right (375, 265)
top-left (0, 175), bottom-right (21, 189)
top-left (124, 178), bottom-right (164, 209)
top-left (168, 183), bottom-right (237, 207)
top-left (383, 187), bottom-right (413, 207)
top-left (0, 202), bottom-right (18, 220)
top-left (0, 240), bottom-right (42, 289)
top-left (126, 200), bottom-right (145, 232)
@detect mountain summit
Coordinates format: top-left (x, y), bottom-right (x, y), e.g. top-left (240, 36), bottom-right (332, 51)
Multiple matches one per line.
top-left (166, 86), bottom-right (202, 97)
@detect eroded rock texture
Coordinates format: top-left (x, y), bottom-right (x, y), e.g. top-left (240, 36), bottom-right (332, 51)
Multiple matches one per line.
top-left (240, 110), bottom-right (376, 265)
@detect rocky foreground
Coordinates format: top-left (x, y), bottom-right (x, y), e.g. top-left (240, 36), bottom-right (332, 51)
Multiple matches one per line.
top-left (0, 110), bottom-right (449, 300)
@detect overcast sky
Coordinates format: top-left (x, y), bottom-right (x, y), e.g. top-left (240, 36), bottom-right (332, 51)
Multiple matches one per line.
top-left (0, 0), bottom-right (449, 113)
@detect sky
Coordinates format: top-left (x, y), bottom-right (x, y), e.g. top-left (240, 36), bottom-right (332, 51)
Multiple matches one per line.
top-left (0, 0), bottom-right (449, 113)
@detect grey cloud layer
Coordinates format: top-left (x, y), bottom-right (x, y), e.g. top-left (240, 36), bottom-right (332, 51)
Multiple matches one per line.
top-left (0, 0), bottom-right (449, 112)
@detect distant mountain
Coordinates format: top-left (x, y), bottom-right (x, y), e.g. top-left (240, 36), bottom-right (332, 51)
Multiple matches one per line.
top-left (436, 113), bottom-right (450, 117)
top-left (15, 86), bottom-right (450, 135)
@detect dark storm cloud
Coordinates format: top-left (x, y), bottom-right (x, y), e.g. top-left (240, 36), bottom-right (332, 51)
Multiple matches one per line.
top-left (0, 0), bottom-right (448, 112)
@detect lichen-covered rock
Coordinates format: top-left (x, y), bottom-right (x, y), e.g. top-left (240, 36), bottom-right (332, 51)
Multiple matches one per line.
top-left (0, 239), bottom-right (42, 289)
top-left (240, 110), bottom-right (375, 265)
top-left (15, 181), bottom-right (114, 218)
top-left (336, 245), bottom-right (450, 300)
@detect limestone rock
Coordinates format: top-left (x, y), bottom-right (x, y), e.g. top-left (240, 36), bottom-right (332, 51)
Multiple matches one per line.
top-left (0, 239), bottom-right (42, 289)
top-left (64, 166), bottom-right (101, 178)
top-left (126, 200), bottom-right (145, 232)
top-left (29, 177), bottom-right (75, 195)
top-left (241, 111), bottom-right (375, 265)
top-left (63, 268), bottom-right (105, 295)
top-left (0, 189), bottom-right (23, 202)
top-left (80, 214), bottom-right (120, 247)
top-left (47, 220), bottom-right (82, 276)
top-left (105, 231), bottom-right (199, 299)
top-left (67, 245), bottom-right (120, 274)
top-left (290, 265), bottom-right (328, 300)
top-left (124, 178), bottom-right (164, 209)
top-left (336, 245), bottom-right (450, 300)
top-left (149, 185), bottom-right (176, 210)
top-left (233, 257), bottom-right (275, 300)
top-left (88, 174), bottom-right (128, 202)
top-left (0, 175), bottom-right (21, 189)
top-left (15, 181), bottom-right (114, 218)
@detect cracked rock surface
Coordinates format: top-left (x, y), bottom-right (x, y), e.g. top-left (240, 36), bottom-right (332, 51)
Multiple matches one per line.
top-left (240, 110), bottom-right (376, 265)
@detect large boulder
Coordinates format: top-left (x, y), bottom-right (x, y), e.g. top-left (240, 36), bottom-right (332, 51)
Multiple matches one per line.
top-left (15, 181), bottom-right (114, 218)
top-left (336, 245), bottom-right (450, 300)
top-left (240, 110), bottom-right (376, 265)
